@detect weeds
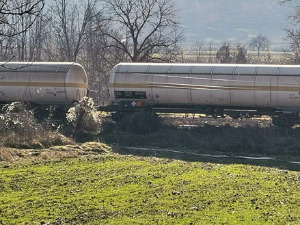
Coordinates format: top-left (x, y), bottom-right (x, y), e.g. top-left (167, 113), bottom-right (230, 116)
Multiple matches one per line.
top-left (0, 102), bottom-right (73, 149)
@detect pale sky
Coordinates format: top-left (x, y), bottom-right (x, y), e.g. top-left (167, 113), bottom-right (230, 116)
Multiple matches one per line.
top-left (176, 0), bottom-right (295, 50)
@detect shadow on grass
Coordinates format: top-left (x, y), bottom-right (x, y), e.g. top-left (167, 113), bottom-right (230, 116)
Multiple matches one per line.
top-left (114, 146), bottom-right (300, 172)
top-left (100, 122), bottom-right (300, 171)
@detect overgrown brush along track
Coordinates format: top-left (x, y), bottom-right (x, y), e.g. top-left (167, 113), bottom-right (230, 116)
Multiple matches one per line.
top-left (0, 153), bottom-right (299, 224)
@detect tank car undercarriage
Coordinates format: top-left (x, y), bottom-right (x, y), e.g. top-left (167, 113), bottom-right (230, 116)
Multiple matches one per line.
top-left (99, 101), bottom-right (300, 127)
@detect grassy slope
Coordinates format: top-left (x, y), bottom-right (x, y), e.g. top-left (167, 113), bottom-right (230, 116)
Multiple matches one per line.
top-left (0, 151), bottom-right (299, 225)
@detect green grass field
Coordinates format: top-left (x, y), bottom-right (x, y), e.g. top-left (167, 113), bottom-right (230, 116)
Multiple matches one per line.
top-left (0, 146), bottom-right (299, 225)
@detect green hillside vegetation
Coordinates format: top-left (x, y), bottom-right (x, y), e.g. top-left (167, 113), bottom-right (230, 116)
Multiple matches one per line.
top-left (0, 144), bottom-right (299, 225)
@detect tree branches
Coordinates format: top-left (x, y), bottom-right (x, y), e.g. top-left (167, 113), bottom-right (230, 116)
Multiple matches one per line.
top-left (0, 0), bottom-right (44, 37)
top-left (281, 0), bottom-right (300, 63)
top-left (249, 35), bottom-right (270, 57)
top-left (102, 0), bottom-right (183, 62)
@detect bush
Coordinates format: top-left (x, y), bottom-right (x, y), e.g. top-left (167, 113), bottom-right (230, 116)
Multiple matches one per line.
top-left (0, 102), bottom-right (73, 149)
top-left (66, 97), bottom-right (102, 141)
top-left (2, 102), bottom-right (41, 137)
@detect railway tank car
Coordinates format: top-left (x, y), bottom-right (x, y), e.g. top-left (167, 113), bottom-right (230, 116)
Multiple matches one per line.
top-left (0, 62), bottom-right (88, 105)
top-left (108, 62), bottom-right (300, 124)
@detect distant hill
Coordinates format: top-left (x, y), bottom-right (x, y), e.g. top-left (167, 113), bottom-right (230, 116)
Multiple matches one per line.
top-left (176, 0), bottom-right (295, 50)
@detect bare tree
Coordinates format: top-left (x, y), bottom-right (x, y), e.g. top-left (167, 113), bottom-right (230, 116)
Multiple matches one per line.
top-left (280, 0), bottom-right (300, 63)
top-left (285, 29), bottom-right (300, 63)
top-left (28, 13), bottom-right (50, 61)
top-left (102, 0), bottom-right (183, 62)
top-left (0, 35), bottom-right (14, 60)
top-left (83, 13), bottom-right (115, 104)
top-left (0, 0), bottom-right (44, 37)
top-left (1, 12), bottom-right (51, 61)
top-left (15, 9), bottom-right (38, 60)
top-left (249, 35), bottom-right (270, 57)
top-left (49, 0), bottom-right (97, 62)
top-left (192, 40), bottom-right (204, 63)
top-left (208, 42), bottom-right (213, 63)
top-left (0, 0), bottom-right (44, 61)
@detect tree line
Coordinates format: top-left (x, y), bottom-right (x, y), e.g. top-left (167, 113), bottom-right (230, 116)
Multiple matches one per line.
top-left (0, 0), bottom-right (299, 104)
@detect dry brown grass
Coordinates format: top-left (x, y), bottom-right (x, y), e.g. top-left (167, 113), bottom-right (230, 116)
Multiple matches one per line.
top-left (3, 131), bottom-right (74, 149)
top-left (0, 148), bottom-right (20, 162)
top-left (0, 142), bottom-right (112, 163)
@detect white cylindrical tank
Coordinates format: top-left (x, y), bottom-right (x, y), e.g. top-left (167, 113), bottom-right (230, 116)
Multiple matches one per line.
top-left (109, 63), bottom-right (300, 110)
top-left (0, 62), bottom-right (88, 104)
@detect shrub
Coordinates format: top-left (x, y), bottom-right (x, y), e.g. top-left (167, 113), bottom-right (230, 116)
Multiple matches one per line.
top-left (66, 97), bottom-right (102, 141)
top-left (2, 102), bottom-right (41, 137)
top-left (0, 102), bottom-right (73, 149)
